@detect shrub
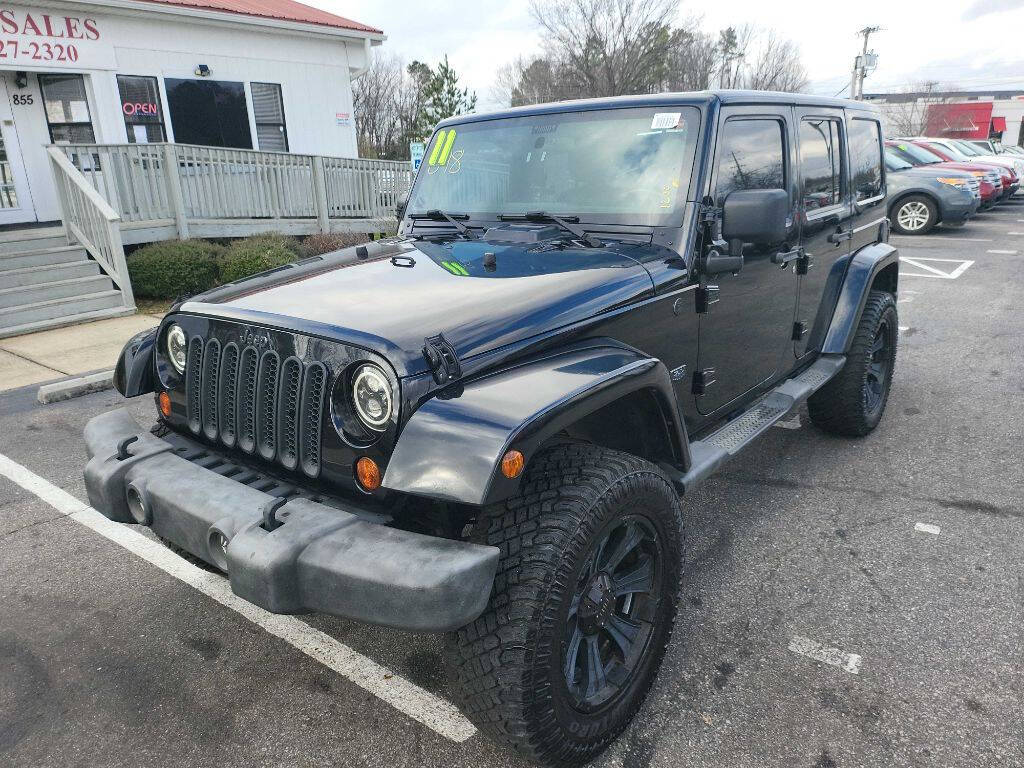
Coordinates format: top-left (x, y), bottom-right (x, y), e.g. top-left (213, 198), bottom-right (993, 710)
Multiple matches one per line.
top-left (300, 231), bottom-right (369, 257)
top-left (219, 233), bottom-right (301, 284)
top-left (126, 239), bottom-right (225, 299)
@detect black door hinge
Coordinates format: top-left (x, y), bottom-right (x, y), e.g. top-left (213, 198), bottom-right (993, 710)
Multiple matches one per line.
top-left (796, 252), bottom-right (812, 275)
top-left (692, 367), bottom-right (716, 395)
top-left (792, 321), bottom-right (807, 341)
top-left (695, 285), bottom-right (720, 314)
top-left (422, 333), bottom-right (462, 384)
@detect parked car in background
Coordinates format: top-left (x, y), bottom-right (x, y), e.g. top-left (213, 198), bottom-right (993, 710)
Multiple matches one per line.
top-left (970, 139), bottom-right (1024, 157)
top-left (900, 137), bottom-right (1021, 197)
top-left (947, 139), bottom-right (1023, 191)
top-left (886, 140), bottom-right (1002, 208)
top-left (884, 151), bottom-right (979, 234)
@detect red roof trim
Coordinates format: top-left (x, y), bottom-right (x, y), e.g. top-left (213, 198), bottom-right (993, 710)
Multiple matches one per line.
top-left (133, 0), bottom-right (382, 35)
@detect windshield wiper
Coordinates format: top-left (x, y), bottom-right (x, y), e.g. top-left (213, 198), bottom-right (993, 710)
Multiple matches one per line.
top-left (498, 211), bottom-right (603, 248)
top-left (409, 210), bottom-right (478, 239)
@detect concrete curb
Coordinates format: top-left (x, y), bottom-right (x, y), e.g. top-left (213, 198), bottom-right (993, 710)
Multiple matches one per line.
top-left (37, 370), bottom-right (114, 404)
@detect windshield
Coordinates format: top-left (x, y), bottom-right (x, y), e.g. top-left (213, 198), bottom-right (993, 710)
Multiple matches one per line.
top-left (952, 140), bottom-right (981, 156)
top-left (888, 141), bottom-right (944, 165)
top-left (407, 107), bottom-right (701, 226)
top-left (884, 151), bottom-right (913, 171)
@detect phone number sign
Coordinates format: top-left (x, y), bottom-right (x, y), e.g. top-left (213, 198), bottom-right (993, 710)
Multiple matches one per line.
top-left (0, 6), bottom-right (115, 69)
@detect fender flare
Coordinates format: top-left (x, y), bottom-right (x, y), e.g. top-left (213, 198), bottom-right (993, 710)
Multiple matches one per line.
top-left (113, 326), bottom-right (159, 398)
top-left (821, 242), bottom-right (899, 354)
top-left (383, 340), bottom-right (689, 506)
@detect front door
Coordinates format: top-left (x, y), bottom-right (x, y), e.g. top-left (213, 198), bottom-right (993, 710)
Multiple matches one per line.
top-left (793, 107), bottom-right (852, 357)
top-left (696, 107), bottom-right (799, 415)
top-left (0, 74), bottom-right (37, 225)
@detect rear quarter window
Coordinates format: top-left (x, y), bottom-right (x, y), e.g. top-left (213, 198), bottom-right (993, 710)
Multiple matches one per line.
top-left (849, 118), bottom-right (884, 202)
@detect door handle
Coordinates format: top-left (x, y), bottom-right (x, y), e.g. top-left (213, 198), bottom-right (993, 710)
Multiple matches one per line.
top-left (827, 228), bottom-right (852, 244)
top-left (771, 247), bottom-right (802, 266)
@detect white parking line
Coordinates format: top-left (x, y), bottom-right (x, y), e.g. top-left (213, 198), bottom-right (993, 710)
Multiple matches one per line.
top-left (788, 636), bottom-right (862, 674)
top-left (915, 522), bottom-right (941, 535)
top-left (0, 452), bottom-right (477, 744)
top-left (899, 256), bottom-right (973, 279)
top-left (1008, 232), bottom-right (1024, 235)
top-left (892, 236), bottom-right (991, 243)
top-left (987, 249), bottom-right (1018, 255)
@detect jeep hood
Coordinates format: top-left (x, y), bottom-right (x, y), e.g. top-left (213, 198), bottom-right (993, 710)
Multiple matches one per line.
top-left (181, 238), bottom-right (656, 377)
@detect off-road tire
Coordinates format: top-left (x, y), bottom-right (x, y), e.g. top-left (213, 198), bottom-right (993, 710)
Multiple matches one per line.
top-left (445, 442), bottom-right (684, 766)
top-left (890, 194), bottom-right (937, 235)
top-left (808, 289), bottom-right (898, 436)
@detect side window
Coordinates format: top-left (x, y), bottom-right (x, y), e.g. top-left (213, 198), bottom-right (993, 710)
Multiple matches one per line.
top-left (800, 118), bottom-right (843, 211)
top-left (849, 118), bottom-right (884, 201)
top-left (713, 118), bottom-right (785, 206)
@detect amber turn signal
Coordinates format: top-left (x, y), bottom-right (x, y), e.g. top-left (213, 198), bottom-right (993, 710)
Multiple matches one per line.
top-left (355, 456), bottom-right (382, 491)
top-left (158, 391), bottom-right (172, 418)
top-left (501, 450), bottom-right (525, 479)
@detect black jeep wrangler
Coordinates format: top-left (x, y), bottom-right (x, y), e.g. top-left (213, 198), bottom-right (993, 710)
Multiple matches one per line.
top-left (85, 91), bottom-right (898, 766)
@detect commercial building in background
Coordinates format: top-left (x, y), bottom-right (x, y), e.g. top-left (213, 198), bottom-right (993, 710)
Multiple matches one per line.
top-left (0, 0), bottom-right (383, 226)
top-left (865, 89), bottom-right (1024, 146)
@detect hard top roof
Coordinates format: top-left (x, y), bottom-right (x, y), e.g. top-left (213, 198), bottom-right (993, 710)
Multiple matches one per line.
top-left (438, 90), bottom-right (878, 129)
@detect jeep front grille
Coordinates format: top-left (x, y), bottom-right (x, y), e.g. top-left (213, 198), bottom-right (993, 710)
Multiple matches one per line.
top-left (185, 340), bottom-right (327, 477)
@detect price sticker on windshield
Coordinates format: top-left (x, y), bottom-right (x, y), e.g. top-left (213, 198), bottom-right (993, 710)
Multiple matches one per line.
top-left (651, 112), bottom-right (681, 130)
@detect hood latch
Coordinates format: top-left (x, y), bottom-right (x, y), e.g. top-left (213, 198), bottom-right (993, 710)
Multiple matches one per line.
top-left (422, 333), bottom-right (462, 384)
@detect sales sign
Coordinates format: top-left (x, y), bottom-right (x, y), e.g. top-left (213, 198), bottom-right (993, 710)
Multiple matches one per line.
top-left (0, 6), bottom-right (115, 69)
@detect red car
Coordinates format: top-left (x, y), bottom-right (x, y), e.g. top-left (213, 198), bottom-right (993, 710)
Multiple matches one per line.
top-left (905, 139), bottom-right (1017, 200)
top-left (886, 141), bottom-right (1003, 208)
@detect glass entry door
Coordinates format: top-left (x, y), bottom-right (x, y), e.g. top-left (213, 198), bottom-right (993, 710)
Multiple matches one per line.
top-left (0, 73), bottom-right (36, 225)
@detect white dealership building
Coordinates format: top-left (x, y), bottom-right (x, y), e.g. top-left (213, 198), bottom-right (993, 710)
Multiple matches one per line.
top-left (0, 0), bottom-right (383, 226)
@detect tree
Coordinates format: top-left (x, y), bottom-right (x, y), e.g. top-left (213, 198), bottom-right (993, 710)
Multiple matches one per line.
top-left (529, 0), bottom-right (678, 97)
top-left (662, 24), bottom-right (719, 92)
top-left (495, 6), bottom-right (809, 107)
top-left (353, 55), bottom-right (475, 158)
top-left (883, 82), bottom-right (948, 137)
top-left (741, 31), bottom-right (808, 92)
top-left (413, 56), bottom-right (477, 140)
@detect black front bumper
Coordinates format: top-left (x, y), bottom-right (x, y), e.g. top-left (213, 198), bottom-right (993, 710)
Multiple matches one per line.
top-left (83, 409), bottom-right (499, 632)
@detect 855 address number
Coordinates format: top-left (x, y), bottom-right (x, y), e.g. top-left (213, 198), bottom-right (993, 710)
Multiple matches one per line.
top-left (0, 40), bottom-right (79, 62)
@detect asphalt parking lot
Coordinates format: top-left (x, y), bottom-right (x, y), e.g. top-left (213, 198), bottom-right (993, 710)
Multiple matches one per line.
top-left (2, 200), bottom-right (1023, 768)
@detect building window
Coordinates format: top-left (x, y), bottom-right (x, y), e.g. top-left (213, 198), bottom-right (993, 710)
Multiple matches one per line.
top-left (252, 82), bottom-right (288, 152)
top-left (117, 75), bottom-right (166, 143)
top-left (38, 74), bottom-right (96, 144)
top-left (800, 118), bottom-right (844, 211)
top-left (165, 78), bottom-right (252, 149)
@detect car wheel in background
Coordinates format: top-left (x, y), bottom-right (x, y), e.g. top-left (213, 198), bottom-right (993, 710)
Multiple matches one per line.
top-left (891, 195), bottom-right (938, 235)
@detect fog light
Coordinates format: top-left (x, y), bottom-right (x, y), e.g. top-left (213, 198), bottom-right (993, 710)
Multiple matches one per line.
top-left (355, 456), bottom-right (382, 491)
top-left (501, 450), bottom-right (524, 479)
top-left (158, 391), bottom-right (171, 418)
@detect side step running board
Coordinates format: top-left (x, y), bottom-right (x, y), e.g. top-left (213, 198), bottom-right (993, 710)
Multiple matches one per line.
top-left (661, 354), bottom-right (846, 495)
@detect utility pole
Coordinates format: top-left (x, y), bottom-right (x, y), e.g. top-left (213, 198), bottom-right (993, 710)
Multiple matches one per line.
top-left (850, 26), bottom-right (881, 100)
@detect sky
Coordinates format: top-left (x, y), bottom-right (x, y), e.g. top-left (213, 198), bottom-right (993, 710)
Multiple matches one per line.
top-left (327, 0), bottom-right (1024, 110)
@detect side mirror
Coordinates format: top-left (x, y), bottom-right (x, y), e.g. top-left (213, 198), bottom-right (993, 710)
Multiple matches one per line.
top-left (396, 193), bottom-right (409, 219)
top-left (721, 188), bottom-right (789, 245)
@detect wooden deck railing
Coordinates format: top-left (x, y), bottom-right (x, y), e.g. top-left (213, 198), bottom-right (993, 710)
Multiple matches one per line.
top-left (47, 146), bottom-right (134, 309)
top-left (56, 143), bottom-right (413, 243)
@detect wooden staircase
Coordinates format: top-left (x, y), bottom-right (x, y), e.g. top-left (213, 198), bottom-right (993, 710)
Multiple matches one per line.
top-left (0, 227), bottom-right (133, 338)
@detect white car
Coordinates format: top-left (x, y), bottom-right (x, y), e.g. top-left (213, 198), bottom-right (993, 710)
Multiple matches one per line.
top-left (903, 136), bottom-right (1024, 178)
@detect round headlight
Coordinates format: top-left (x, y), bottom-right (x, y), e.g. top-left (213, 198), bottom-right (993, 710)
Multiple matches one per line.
top-left (166, 324), bottom-right (187, 374)
top-left (351, 364), bottom-right (392, 430)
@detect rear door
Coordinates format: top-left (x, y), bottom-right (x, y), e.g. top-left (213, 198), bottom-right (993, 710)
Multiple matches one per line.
top-left (793, 107), bottom-right (853, 357)
top-left (695, 106), bottom-right (799, 415)
top-left (845, 114), bottom-right (887, 256)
